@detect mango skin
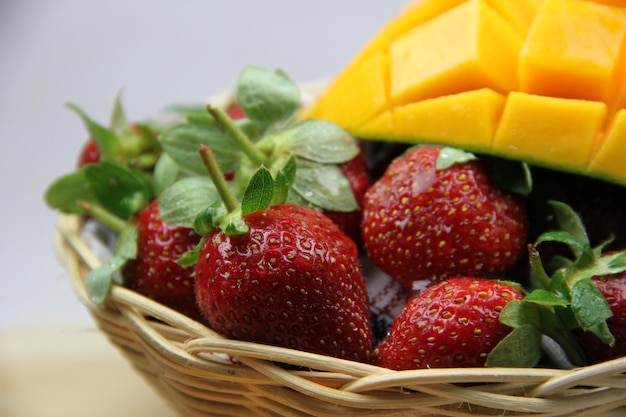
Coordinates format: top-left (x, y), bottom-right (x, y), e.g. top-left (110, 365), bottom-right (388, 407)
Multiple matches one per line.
top-left (304, 0), bottom-right (626, 186)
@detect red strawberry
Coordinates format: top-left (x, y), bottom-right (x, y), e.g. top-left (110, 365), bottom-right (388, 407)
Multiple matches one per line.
top-left (122, 200), bottom-right (204, 321)
top-left (194, 202), bottom-right (373, 362)
top-left (572, 268), bottom-right (626, 363)
top-left (362, 146), bottom-right (528, 290)
top-left (225, 102), bottom-right (246, 120)
top-left (372, 277), bottom-right (522, 370)
top-left (322, 153), bottom-right (370, 242)
top-left (78, 139), bottom-right (101, 167)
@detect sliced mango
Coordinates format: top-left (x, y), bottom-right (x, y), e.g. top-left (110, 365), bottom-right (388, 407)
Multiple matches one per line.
top-left (389, 0), bottom-right (522, 105)
top-left (589, 109), bottom-right (626, 182)
top-left (305, 0), bottom-right (626, 186)
top-left (354, 89), bottom-right (506, 152)
top-left (519, 0), bottom-right (626, 105)
top-left (494, 92), bottom-right (607, 172)
top-left (485, 0), bottom-right (545, 37)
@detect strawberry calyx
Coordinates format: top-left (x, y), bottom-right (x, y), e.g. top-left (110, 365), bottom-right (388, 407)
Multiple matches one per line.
top-left (68, 92), bottom-right (160, 168)
top-left (157, 66), bottom-right (361, 230)
top-left (46, 94), bottom-right (161, 218)
top-left (45, 159), bottom-right (154, 218)
top-left (487, 201), bottom-right (626, 368)
top-left (75, 201), bottom-right (138, 305)
top-left (176, 146), bottom-right (297, 267)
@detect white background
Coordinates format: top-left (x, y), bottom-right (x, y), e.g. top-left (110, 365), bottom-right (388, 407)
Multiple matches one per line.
top-left (0, 0), bottom-right (408, 331)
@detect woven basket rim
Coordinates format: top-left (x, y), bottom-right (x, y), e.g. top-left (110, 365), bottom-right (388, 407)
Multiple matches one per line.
top-left (54, 213), bottom-right (626, 417)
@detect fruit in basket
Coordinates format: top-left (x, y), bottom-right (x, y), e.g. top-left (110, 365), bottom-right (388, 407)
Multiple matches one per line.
top-left (362, 145), bottom-right (528, 289)
top-left (304, 0), bottom-right (626, 187)
top-left (121, 200), bottom-right (204, 321)
top-left (372, 277), bottom-right (523, 369)
top-left (192, 147), bottom-right (373, 362)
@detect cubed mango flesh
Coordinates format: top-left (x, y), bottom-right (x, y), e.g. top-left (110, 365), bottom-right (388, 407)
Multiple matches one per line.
top-left (494, 92), bottom-right (607, 172)
top-left (389, 0), bottom-right (521, 105)
top-left (589, 109), bottom-right (626, 182)
top-left (354, 89), bottom-right (506, 152)
top-left (305, 0), bottom-right (626, 186)
top-left (520, 0), bottom-right (626, 105)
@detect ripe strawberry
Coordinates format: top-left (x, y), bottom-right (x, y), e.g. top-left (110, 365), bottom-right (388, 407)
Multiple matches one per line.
top-left (122, 200), bottom-right (204, 321)
top-left (362, 146), bottom-right (528, 290)
top-left (191, 147), bottom-right (373, 362)
top-left (572, 268), bottom-right (626, 363)
top-left (195, 203), bottom-right (373, 362)
top-left (372, 277), bottom-right (523, 370)
top-left (321, 153), bottom-right (370, 242)
top-left (78, 139), bottom-right (101, 167)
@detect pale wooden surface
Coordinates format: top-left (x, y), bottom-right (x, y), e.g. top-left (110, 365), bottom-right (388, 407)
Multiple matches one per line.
top-left (0, 325), bottom-right (178, 417)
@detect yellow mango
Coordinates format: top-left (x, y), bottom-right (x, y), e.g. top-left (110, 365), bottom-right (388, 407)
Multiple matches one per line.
top-left (519, 0), bottom-right (626, 105)
top-left (485, 0), bottom-right (544, 37)
top-left (389, 0), bottom-right (522, 105)
top-left (355, 89), bottom-right (506, 151)
top-left (588, 109), bottom-right (626, 182)
top-left (494, 92), bottom-right (607, 172)
top-left (304, 0), bottom-right (467, 125)
top-left (306, 50), bottom-right (389, 131)
top-left (306, 0), bottom-right (626, 185)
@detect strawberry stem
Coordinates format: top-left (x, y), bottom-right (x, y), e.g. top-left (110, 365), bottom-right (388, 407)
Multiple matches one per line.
top-left (77, 200), bottom-right (128, 233)
top-left (207, 105), bottom-right (270, 166)
top-left (528, 244), bottom-right (552, 289)
top-left (199, 145), bottom-right (239, 213)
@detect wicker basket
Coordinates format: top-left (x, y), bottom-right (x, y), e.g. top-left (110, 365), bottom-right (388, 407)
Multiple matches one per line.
top-left (54, 213), bottom-right (626, 417)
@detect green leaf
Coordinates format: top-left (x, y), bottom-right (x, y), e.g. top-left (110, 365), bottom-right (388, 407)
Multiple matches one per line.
top-left (44, 169), bottom-right (96, 214)
top-left (177, 237), bottom-right (206, 267)
top-left (535, 230), bottom-right (588, 256)
top-left (499, 300), bottom-right (541, 329)
top-left (193, 204), bottom-right (224, 235)
top-left (270, 120), bottom-right (360, 164)
top-left (66, 103), bottom-right (121, 159)
top-left (109, 91), bottom-right (134, 138)
top-left (163, 103), bottom-right (213, 119)
top-left (160, 120), bottom-right (241, 175)
top-left (159, 176), bottom-right (221, 228)
top-left (86, 256), bottom-right (126, 305)
top-left (237, 66), bottom-right (300, 131)
top-left (485, 325), bottom-right (542, 368)
top-left (116, 225), bottom-right (138, 260)
top-left (484, 157), bottom-right (533, 196)
top-left (241, 166), bottom-right (274, 215)
top-left (290, 162), bottom-right (359, 212)
top-left (524, 289), bottom-right (569, 307)
top-left (83, 160), bottom-right (153, 219)
top-left (570, 278), bottom-right (613, 331)
top-left (548, 200), bottom-right (589, 248)
top-left (435, 147), bottom-right (477, 170)
top-left (272, 155), bottom-right (297, 206)
top-left (153, 153), bottom-right (181, 196)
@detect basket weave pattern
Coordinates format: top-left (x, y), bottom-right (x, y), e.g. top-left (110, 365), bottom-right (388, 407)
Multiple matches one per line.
top-left (56, 214), bottom-right (626, 417)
